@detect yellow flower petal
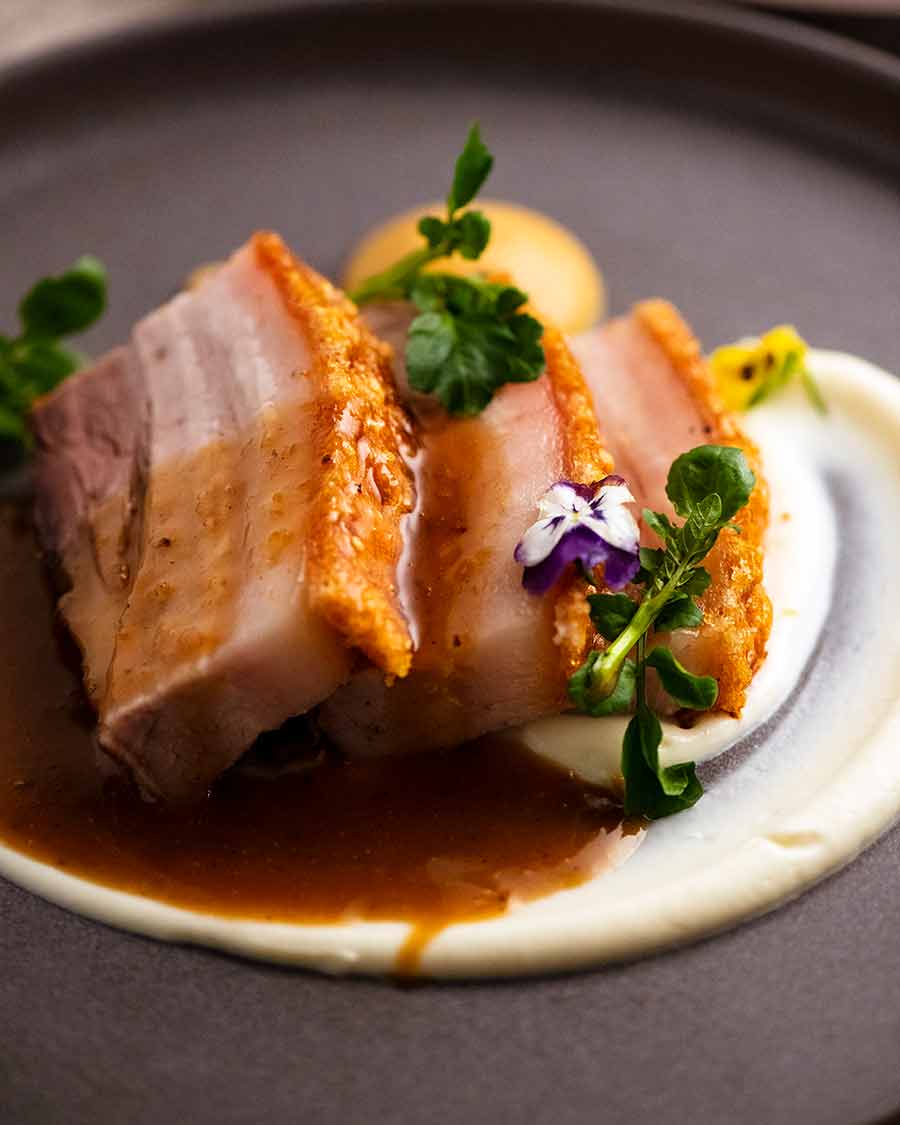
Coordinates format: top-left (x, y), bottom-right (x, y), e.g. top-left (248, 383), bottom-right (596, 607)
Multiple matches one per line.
top-left (710, 325), bottom-right (809, 412)
top-left (709, 341), bottom-right (762, 411)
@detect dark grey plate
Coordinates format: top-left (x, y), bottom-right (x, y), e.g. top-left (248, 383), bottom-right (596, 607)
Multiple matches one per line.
top-left (2, 3), bottom-right (900, 1123)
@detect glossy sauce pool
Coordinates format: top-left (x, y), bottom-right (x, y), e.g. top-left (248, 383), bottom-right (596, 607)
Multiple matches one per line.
top-left (0, 506), bottom-right (641, 972)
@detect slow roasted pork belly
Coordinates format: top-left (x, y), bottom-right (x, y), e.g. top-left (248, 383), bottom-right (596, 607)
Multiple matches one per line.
top-left (34, 229), bottom-right (770, 792)
top-left (571, 300), bottom-right (771, 716)
top-left (318, 305), bottom-right (612, 756)
top-left (32, 233), bottom-right (415, 799)
top-left (322, 299), bottom-right (769, 757)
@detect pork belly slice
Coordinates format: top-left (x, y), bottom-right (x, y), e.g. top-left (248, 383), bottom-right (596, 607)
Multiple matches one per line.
top-left (318, 306), bottom-right (611, 756)
top-left (32, 233), bottom-right (416, 799)
top-left (571, 300), bottom-right (771, 716)
top-left (32, 348), bottom-right (149, 705)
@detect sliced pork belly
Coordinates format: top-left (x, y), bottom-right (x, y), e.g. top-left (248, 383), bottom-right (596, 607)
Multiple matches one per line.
top-left (32, 348), bottom-right (149, 705)
top-left (318, 306), bottom-right (611, 756)
top-left (571, 300), bottom-right (771, 716)
top-left (32, 233), bottom-right (415, 799)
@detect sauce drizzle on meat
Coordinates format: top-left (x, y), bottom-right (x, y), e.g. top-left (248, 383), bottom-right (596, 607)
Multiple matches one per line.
top-left (0, 507), bottom-right (641, 972)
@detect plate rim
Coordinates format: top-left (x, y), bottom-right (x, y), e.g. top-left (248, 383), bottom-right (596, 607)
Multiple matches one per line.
top-left (2, 9), bottom-right (900, 1124)
top-left (1, 0), bottom-right (900, 96)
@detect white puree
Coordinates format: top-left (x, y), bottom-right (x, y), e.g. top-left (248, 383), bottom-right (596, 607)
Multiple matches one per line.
top-left (2, 348), bottom-right (900, 978)
top-left (519, 380), bottom-right (837, 788)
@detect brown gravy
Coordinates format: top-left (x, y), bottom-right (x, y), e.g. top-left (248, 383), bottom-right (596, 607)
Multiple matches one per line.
top-left (0, 505), bottom-right (640, 970)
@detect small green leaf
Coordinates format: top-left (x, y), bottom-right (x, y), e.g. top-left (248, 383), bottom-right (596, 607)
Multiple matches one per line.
top-left (645, 646), bottom-right (718, 710)
top-left (406, 275), bottom-right (544, 415)
top-left (405, 310), bottom-right (491, 415)
top-left (694, 493), bottom-right (723, 526)
top-left (621, 707), bottom-right (703, 819)
top-left (417, 216), bottom-right (447, 249)
top-left (8, 339), bottom-right (80, 395)
top-left (1, 256), bottom-right (106, 463)
top-left (349, 128), bottom-right (549, 418)
top-left (643, 508), bottom-right (675, 544)
top-left (588, 592), bottom-right (638, 642)
top-left (653, 594), bottom-right (703, 633)
top-left (569, 654), bottom-right (636, 717)
top-left (19, 255), bottom-right (107, 339)
top-left (447, 124), bottom-right (494, 214)
top-left (679, 566), bottom-right (712, 598)
top-left (495, 284), bottom-right (528, 318)
top-left (408, 274), bottom-right (445, 313)
top-left (405, 311), bottom-right (456, 381)
top-left (666, 444), bottom-right (755, 524)
top-left (455, 211), bottom-right (491, 260)
top-left (639, 546), bottom-right (664, 576)
top-left (504, 313), bottom-right (544, 379)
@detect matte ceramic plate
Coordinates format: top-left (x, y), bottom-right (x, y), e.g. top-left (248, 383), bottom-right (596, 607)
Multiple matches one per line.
top-left (749, 1), bottom-right (900, 10)
top-left (2, 3), bottom-right (900, 1123)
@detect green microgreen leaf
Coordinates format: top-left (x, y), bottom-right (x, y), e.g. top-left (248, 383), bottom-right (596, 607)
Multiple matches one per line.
top-left (621, 705), bottom-right (703, 820)
top-left (447, 124), bottom-right (494, 214)
top-left (644, 646), bottom-right (719, 710)
top-left (1, 255), bottom-right (107, 461)
top-left (9, 339), bottom-right (81, 394)
top-left (569, 654), bottom-right (636, 717)
top-left (638, 546), bottom-right (664, 580)
top-left (643, 508), bottom-right (675, 544)
top-left (563, 445), bottom-right (757, 821)
top-left (455, 210), bottom-right (492, 259)
top-left (406, 309), bottom-right (455, 371)
top-left (587, 593), bottom-right (638, 642)
top-left (417, 216), bottom-right (447, 249)
top-left (19, 255), bottom-right (107, 339)
top-left (665, 444), bottom-right (755, 525)
top-left (679, 566), bottom-right (712, 598)
top-left (405, 276), bottom-right (543, 416)
top-left (653, 594), bottom-right (703, 633)
top-left (349, 126), bottom-right (545, 416)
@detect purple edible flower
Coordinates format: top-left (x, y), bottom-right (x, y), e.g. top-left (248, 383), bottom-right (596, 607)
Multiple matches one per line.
top-left (514, 476), bottom-right (640, 595)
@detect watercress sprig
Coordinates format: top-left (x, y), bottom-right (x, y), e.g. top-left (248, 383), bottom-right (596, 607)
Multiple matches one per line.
top-left (348, 125), bottom-right (545, 416)
top-left (568, 444), bottom-right (755, 819)
top-left (0, 256), bottom-right (107, 455)
top-left (579, 446), bottom-right (754, 707)
top-left (348, 125), bottom-right (493, 306)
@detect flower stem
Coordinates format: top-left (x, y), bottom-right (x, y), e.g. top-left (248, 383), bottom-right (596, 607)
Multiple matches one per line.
top-left (635, 633), bottom-right (647, 711)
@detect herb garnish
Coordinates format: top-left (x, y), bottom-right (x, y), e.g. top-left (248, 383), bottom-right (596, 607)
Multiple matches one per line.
top-left (0, 256), bottom-right (107, 456)
top-left (348, 126), bottom-right (545, 416)
top-left (570, 444), bottom-right (754, 819)
top-left (517, 444), bottom-right (755, 820)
